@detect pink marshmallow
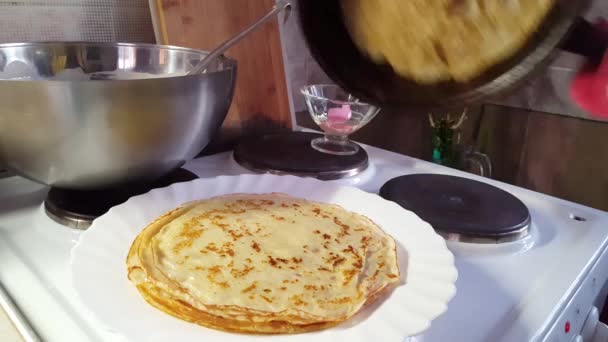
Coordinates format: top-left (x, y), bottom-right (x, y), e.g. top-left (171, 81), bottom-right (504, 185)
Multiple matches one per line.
top-left (327, 104), bottom-right (352, 123)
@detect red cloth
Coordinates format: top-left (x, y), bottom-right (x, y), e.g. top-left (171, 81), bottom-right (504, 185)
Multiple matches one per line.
top-left (570, 19), bottom-right (608, 119)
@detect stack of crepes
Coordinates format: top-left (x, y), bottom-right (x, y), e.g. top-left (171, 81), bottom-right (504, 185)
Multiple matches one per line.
top-left (127, 193), bottom-right (400, 334)
top-left (341, 0), bottom-right (556, 84)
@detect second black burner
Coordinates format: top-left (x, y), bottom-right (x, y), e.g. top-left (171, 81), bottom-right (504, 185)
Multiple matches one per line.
top-left (379, 174), bottom-right (531, 243)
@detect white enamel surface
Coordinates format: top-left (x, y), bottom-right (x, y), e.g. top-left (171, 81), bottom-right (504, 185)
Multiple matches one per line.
top-left (0, 306), bottom-right (23, 342)
top-left (71, 174), bottom-right (458, 342)
top-left (0, 144), bottom-right (607, 342)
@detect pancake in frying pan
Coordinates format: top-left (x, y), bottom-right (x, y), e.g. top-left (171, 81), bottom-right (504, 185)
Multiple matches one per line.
top-left (342, 0), bottom-right (556, 84)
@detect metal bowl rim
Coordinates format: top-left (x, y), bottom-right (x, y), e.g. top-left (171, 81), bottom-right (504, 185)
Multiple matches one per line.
top-left (0, 41), bottom-right (237, 82)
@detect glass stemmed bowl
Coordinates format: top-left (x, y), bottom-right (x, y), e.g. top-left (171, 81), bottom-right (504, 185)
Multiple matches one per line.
top-left (301, 84), bottom-right (380, 155)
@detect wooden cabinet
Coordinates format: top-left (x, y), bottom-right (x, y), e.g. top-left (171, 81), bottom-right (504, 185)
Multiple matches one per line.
top-left (153, 0), bottom-right (292, 145)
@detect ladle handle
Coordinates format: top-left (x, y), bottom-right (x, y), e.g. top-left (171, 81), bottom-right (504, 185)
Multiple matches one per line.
top-left (188, 0), bottom-right (292, 75)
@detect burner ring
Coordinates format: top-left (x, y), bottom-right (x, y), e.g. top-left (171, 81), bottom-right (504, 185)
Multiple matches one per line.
top-left (234, 153), bottom-right (368, 180)
top-left (45, 198), bottom-right (93, 230)
top-left (439, 223), bottom-right (530, 244)
top-left (44, 168), bottom-right (198, 229)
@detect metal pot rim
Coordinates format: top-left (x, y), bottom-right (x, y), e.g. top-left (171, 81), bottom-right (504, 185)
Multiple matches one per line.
top-left (0, 41), bottom-right (238, 82)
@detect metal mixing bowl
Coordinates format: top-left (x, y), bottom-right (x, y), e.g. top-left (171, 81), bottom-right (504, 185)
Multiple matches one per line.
top-left (0, 42), bottom-right (237, 189)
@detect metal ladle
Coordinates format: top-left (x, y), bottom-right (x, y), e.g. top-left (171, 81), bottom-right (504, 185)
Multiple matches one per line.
top-left (188, 0), bottom-right (292, 75)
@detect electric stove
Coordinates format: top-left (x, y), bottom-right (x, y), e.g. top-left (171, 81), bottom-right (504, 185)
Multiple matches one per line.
top-left (0, 142), bottom-right (607, 342)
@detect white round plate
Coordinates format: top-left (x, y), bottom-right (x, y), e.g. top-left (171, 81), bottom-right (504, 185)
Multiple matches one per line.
top-left (71, 174), bottom-right (457, 342)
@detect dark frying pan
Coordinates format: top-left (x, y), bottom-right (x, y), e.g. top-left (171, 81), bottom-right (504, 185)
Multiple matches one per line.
top-left (297, 0), bottom-right (607, 110)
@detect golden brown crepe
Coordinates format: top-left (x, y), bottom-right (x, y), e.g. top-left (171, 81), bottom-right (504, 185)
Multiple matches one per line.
top-left (127, 193), bottom-right (400, 334)
top-left (342, 0), bottom-right (555, 83)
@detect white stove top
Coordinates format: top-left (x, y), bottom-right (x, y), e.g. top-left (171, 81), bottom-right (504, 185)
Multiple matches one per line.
top-left (0, 144), bottom-right (607, 342)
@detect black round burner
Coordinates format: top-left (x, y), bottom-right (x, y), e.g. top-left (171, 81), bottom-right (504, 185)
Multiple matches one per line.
top-left (379, 174), bottom-right (531, 243)
top-left (44, 168), bottom-right (198, 230)
top-left (234, 132), bottom-right (368, 180)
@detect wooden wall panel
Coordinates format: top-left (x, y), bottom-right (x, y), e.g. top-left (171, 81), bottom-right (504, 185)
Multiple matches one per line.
top-left (155, 0), bottom-right (292, 144)
top-left (517, 112), bottom-right (608, 210)
top-left (351, 109), bottom-right (433, 160)
top-left (475, 105), bottom-right (530, 184)
top-left (470, 105), bottom-right (608, 211)
top-left (296, 104), bottom-right (608, 211)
